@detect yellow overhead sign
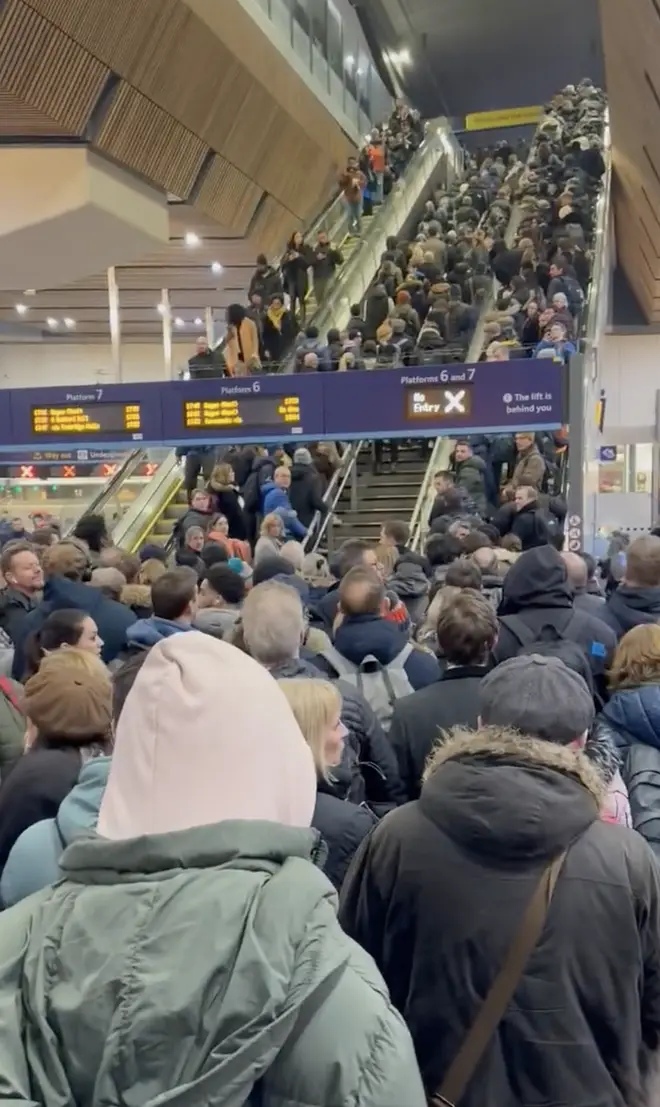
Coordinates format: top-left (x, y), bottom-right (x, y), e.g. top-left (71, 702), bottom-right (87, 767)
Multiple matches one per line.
top-left (465, 106), bottom-right (543, 131)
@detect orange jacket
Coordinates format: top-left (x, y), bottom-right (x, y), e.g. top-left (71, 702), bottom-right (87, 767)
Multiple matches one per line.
top-left (224, 318), bottom-right (260, 377)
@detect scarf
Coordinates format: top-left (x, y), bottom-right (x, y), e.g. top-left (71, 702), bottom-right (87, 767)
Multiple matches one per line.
top-left (267, 304), bottom-right (285, 331)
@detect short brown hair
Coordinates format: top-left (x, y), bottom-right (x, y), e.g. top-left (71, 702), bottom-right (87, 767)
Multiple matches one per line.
top-left (382, 519), bottom-right (409, 547)
top-left (461, 531), bottom-right (492, 554)
top-left (625, 536), bottom-right (660, 588)
top-left (436, 590), bottom-right (498, 665)
top-left (609, 624), bottom-right (660, 690)
top-left (99, 546), bottom-right (141, 583)
top-left (42, 540), bottom-right (88, 581)
top-left (445, 561), bottom-right (482, 590)
top-left (501, 533), bottom-right (522, 552)
top-left (151, 567), bottom-right (198, 621)
top-left (0, 541), bottom-right (34, 576)
top-left (339, 566), bottom-right (384, 616)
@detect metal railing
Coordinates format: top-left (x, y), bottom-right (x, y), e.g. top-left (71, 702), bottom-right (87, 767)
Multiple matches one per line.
top-left (62, 447), bottom-right (147, 538)
top-left (303, 440), bottom-right (366, 554)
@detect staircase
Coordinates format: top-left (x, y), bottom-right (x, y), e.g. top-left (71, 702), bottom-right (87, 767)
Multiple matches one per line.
top-left (143, 485), bottom-right (187, 546)
top-left (332, 442), bottom-right (430, 543)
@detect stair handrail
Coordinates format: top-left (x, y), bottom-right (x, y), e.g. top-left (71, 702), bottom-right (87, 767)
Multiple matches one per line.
top-left (303, 441), bottom-right (366, 554)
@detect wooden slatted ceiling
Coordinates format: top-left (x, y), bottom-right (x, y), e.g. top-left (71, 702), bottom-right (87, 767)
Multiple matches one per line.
top-left (0, 0), bottom-right (109, 135)
top-left (95, 83), bottom-right (209, 200)
top-left (0, 89), bottom-right (70, 135)
top-left (600, 0), bottom-right (660, 320)
top-left (21, 0), bottom-right (350, 221)
top-left (194, 156), bottom-right (264, 236)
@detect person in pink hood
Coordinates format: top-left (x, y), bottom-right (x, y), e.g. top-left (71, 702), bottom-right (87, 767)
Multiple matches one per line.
top-left (0, 632), bottom-right (425, 1107)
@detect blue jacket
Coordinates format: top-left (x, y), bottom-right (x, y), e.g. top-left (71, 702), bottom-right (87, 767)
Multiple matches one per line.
top-left (595, 684), bottom-right (660, 856)
top-left (1, 757), bottom-right (110, 907)
top-left (332, 614), bottom-right (440, 691)
top-left (534, 339), bottom-right (576, 361)
top-left (12, 576), bottom-right (136, 680)
top-left (260, 481), bottom-right (307, 540)
top-left (126, 617), bottom-right (193, 650)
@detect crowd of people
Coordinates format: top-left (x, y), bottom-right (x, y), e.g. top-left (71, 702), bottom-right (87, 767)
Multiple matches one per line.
top-left (186, 100), bottom-right (424, 379)
top-left (2, 83), bottom-right (658, 1107)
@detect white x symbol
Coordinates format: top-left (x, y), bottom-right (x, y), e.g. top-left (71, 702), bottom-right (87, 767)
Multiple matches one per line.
top-left (444, 389), bottom-right (466, 413)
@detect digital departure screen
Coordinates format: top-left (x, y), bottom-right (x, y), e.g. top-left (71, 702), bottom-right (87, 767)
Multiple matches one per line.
top-left (31, 402), bottom-right (142, 436)
top-left (183, 394), bottom-right (302, 431)
top-left (404, 384), bottom-right (473, 421)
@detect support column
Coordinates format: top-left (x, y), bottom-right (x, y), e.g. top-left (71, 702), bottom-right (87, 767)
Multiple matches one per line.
top-left (107, 267), bottom-right (122, 382)
top-left (161, 288), bottom-right (173, 379)
top-left (204, 306), bottom-right (215, 349)
top-left (566, 352), bottom-right (585, 553)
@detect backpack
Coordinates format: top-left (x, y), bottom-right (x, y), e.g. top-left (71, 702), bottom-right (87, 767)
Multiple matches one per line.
top-left (499, 611), bottom-right (579, 656)
top-left (318, 643), bottom-right (415, 730)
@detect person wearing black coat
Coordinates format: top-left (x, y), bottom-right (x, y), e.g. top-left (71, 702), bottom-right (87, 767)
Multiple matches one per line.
top-left (262, 295), bottom-right (296, 365)
top-left (206, 463), bottom-right (247, 541)
top-left (510, 485), bottom-right (552, 550)
top-left (364, 283), bottom-right (390, 340)
top-left (389, 591), bottom-right (496, 801)
top-left (339, 724), bottom-right (660, 1106)
top-left (491, 545), bottom-right (616, 686)
top-left (281, 232), bottom-right (313, 324)
top-left (288, 448), bottom-right (328, 530)
top-left (241, 453), bottom-right (276, 545)
top-left (278, 676), bottom-right (377, 890)
top-left (248, 254), bottom-right (283, 303)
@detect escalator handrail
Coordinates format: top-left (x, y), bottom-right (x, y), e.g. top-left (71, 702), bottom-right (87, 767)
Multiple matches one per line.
top-left (62, 447), bottom-right (146, 538)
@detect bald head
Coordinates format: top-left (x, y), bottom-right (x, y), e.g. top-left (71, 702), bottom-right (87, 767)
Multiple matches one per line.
top-left (561, 551), bottom-right (587, 593)
top-left (471, 546), bottom-right (498, 575)
top-left (339, 566), bottom-right (384, 617)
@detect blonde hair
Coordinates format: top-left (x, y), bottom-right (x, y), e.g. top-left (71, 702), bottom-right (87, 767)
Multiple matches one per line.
top-left (375, 543), bottom-right (398, 579)
top-left (416, 585), bottom-right (461, 649)
top-left (278, 678), bottom-right (342, 778)
top-left (609, 624), bottom-right (660, 690)
top-left (139, 558), bottom-right (167, 586)
top-left (260, 513), bottom-right (283, 537)
top-left (210, 462), bottom-right (233, 489)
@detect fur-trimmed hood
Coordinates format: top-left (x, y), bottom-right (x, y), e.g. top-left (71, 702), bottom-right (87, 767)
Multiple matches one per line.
top-left (120, 584), bottom-right (152, 611)
top-left (420, 726), bottom-right (603, 862)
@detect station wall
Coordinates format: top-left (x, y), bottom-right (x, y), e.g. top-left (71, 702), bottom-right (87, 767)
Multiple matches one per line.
top-left (597, 333), bottom-right (660, 442)
top-left (0, 344), bottom-right (183, 389)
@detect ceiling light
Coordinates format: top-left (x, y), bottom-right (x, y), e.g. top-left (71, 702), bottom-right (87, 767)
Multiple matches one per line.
top-left (46, 317), bottom-right (58, 329)
top-left (399, 48), bottom-right (411, 64)
top-left (345, 54), bottom-right (355, 68)
top-left (174, 317), bottom-right (185, 328)
top-left (156, 303), bottom-right (166, 316)
top-left (24, 289), bottom-right (36, 296)
top-left (184, 231), bottom-right (201, 247)
top-left (211, 261), bottom-right (223, 274)
top-left (63, 317), bottom-right (76, 329)
top-left (15, 303), bottom-right (28, 315)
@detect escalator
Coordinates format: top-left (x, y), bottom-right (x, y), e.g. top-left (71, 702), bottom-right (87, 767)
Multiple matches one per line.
top-left (100, 121), bottom-right (461, 554)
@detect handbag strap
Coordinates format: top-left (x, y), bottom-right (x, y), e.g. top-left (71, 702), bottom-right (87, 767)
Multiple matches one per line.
top-left (429, 849), bottom-right (569, 1107)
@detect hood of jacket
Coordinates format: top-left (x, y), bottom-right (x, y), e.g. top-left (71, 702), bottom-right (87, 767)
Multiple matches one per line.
top-left (499, 545), bottom-right (573, 615)
top-left (126, 616), bottom-right (192, 649)
top-left (388, 561), bottom-right (429, 600)
top-left (99, 633), bottom-right (316, 840)
top-left (333, 613), bottom-right (407, 667)
top-left (416, 327), bottom-right (444, 350)
top-left (601, 683), bottom-right (660, 752)
top-left (290, 462), bottom-right (315, 484)
top-left (606, 586), bottom-right (660, 633)
top-left (251, 455), bottom-right (276, 475)
top-left (58, 756), bottom-right (111, 844)
top-left (421, 727), bottom-right (603, 863)
top-left (194, 607), bottom-right (240, 637)
top-left (120, 584), bottom-right (152, 612)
